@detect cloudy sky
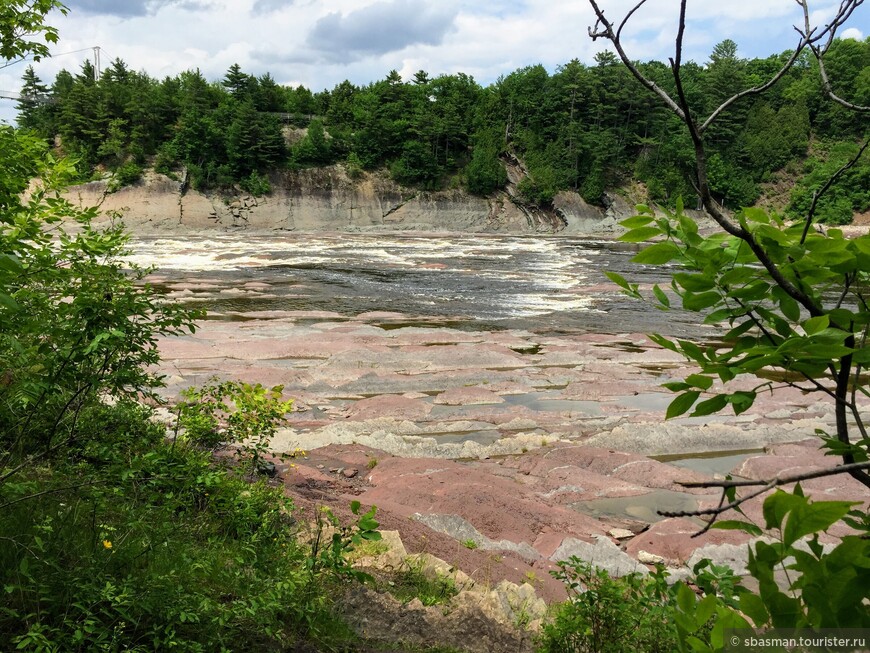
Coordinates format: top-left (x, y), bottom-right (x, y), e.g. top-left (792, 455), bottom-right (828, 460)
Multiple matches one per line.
top-left (1, 0), bottom-right (867, 123)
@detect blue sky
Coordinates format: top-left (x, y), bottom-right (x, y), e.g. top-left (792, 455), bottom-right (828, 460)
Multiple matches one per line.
top-left (0, 0), bottom-right (867, 124)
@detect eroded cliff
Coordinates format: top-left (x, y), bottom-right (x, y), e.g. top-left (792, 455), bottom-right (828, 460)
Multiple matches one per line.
top-left (65, 165), bottom-right (632, 235)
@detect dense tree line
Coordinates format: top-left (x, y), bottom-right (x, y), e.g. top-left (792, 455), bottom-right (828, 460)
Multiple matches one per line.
top-left (16, 36), bottom-right (870, 221)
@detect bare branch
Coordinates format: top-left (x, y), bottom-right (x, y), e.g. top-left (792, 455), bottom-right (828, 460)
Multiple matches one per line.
top-left (586, 0), bottom-right (830, 318)
top-left (799, 0), bottom-right (870, 112)
top-left (679, 460), bottom-right (870, 490)
top-left (587, 0), bottom-right (686, 119)
top-left (659, 459), bottom-right (870, 535)
top-left (802, 137), bottom-right (870, 244)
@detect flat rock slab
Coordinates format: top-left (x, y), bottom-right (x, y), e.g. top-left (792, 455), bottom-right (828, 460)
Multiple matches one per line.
top-left (154, 312), bottom-right (868, 581)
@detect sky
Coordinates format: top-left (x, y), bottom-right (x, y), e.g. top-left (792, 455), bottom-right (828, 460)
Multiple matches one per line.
top-left (0, 0), bottom-right (867, 124)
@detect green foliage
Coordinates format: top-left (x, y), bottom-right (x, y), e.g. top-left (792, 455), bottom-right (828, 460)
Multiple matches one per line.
top-left (383, 558), bottom-right (459, 607)
top-left (668, 489), bottom-right (870, 652)
top-left (176, 378), bottom-right (293, 476)
top-left (106, 161), bottom-right (143, 192)
top-left (539, 559), bottom-right (677, 653)
top-left (465, 144), bottom-right (506, 195)
top-left (239, 170), bottom-right (271, 196)
top-left (0, 130), bottom-right (199, 467)
top-left (542, 491), bottom-right (869, 653)
top-left (0, 401), bottom-right (353, 652)
top-left (307, 501), bottom-right (382, 585)
top-left (0, 13), bottom-right (377, 651)
top-left (345, 152), bottom-right (364, 179)
top-left (0, 0), bottom-right (65, 62)
top-left (390, 140), bottom-right (441, 188)
top-left (614, 201), bottom-right (870, 459)
top-left (789, 141), bottom-right (870, 224)
top-left (14, 31), bottom-right (870, 215)
top-left (293, 117), bottom-right (333, 166)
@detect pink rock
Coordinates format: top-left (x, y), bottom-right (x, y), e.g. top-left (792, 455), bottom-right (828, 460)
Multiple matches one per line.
top-left (624, 518), bottom-right (751, 564)
top-left (344, 395), bottom-right (433, 421)
top-left (434, 387), bottom-right (505, 406)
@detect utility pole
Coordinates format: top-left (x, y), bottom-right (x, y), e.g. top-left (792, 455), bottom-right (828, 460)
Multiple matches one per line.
top-left (93, 46), bottom-right (101, 81)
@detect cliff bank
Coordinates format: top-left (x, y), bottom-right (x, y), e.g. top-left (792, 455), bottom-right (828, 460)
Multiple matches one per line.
top-left (64, 166), bottom-right (640, 236)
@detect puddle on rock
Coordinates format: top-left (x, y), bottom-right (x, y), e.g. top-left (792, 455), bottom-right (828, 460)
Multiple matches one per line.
top-left (503, 392), bottom-right (602, 415)
top-left (573, 489), bottom-right (717, 524)
top-left (652, 449), bottom-right (762, 477)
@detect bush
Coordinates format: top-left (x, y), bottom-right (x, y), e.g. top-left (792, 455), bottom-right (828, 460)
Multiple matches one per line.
top-left (107, 161), bottom-right (143, 192)
top-left (0, 126), bottom-right (371, 652)
top-left (539, 560), bottom-right (677, 653)
top-left (0, 401), bottom-right (345, 651)
top-left (239, 170), bottom-right (271, 196)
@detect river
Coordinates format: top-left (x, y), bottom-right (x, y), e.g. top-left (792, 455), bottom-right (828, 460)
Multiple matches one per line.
top-left (131, 233), bottom-right (707, 339)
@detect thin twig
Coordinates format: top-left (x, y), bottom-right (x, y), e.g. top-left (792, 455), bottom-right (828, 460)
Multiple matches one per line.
top-left (678, 459), bottom-right (870, 488)
top-left (802, 137), bottom-right (870, 244)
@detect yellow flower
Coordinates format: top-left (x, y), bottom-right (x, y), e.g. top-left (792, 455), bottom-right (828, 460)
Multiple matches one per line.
top-left (103, 540), bottom-right (113, 549)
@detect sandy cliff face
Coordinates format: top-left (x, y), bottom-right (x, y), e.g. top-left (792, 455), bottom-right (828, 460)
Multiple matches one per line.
top-left (64, 166), bottom-right (627, 235)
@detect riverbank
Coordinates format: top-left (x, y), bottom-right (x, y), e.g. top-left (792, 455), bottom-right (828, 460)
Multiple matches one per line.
top-left (65, 167), bottom-right (639, 236)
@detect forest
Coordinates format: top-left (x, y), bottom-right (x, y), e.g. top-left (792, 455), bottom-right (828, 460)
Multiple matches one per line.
top-left (15, 35), bottom-right (870, 224)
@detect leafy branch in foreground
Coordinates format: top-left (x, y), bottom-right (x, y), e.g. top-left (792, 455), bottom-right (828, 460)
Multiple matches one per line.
top-left (590, 0), bottom-right (870, 490)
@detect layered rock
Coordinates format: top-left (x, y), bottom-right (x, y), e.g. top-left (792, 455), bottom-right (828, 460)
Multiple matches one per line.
top-left (65, 166), bottom-right (629, 235)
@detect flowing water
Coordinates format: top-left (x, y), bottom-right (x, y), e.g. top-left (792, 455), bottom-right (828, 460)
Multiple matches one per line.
top-left (131, 233), bottom-right (710, 338)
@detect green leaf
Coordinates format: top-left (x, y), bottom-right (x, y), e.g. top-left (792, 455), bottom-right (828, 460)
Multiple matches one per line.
top-left (0, 254), bottom-right (22, 273)
top-left (666, 391), bottom-right (701, 419)
top-left (652, 284), bottom-right (670, 307)
top-left (742, 207), bottom-right (770, 224)
top-left (762, 490), bottom-right (804, 531)
top-left (691, 394), bottom-right (728, 416)
top-left (620, 215), bottom-right (655, 229)
top-left (649, 333), bottom-right (678, 352)
top-left (802, 315), bottom-right (829, 335)
top-left (694, 594), bottom-right (718, 625)
top-left (632, 241), bottom-right (681, 264)
top-left (676, 582), bottom-right (696, 613)
top-left (776, 294), bottom-right (800, 323)
top-left (683, 291), bottom-right (721, 311)
top-left (782, 500), bottom-right (857, 548)
top-left (685, 374), bottom-right (714, 390)
top-left (662, 381), bottom-right (692, 392)
top-left (604, 271), bottom-right (631, 291)
top-left (739, 592), bottom-right (770, 627)
top-left (619, 226), bottom-right (662, 243)
top-left (0, 293), bottom-right (20, 312)
top-left (711, 520), bottom-right (763, 536)
top-left (728, 391), bottom-right (756, 415)
top-left (673, 272), bottom-right (715, 292)
top-left (678, 214), bottom-right (699, 237)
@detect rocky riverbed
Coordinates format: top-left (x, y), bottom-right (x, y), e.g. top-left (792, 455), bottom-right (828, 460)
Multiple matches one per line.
top-left (152, 303), bottom-right (869, 594)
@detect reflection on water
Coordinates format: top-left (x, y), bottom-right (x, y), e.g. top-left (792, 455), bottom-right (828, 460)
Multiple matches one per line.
top-left (573, 489), bottom-right (718, 524)
top-left (133, 233), bottom-right (707, 338)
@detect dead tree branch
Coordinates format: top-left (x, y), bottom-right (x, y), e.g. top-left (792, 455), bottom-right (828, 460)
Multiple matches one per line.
top-left (799, 0), bottom-right (870, 113)
top-left (658, 460), bottom-right (870, 536)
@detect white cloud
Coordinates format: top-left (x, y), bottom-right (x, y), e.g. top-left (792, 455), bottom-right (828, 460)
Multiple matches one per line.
top-left (0, 0), bottom-right (867, 124)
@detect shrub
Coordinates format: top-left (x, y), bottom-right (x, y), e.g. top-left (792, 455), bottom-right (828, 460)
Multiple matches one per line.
top-left (0, 402), bottom-right (345, 651)
top-left (107, 161), bottom-right (143, 192)
top-left (539, 560), bottom-right (677, 653)
top-left (176, 378), bottom-right (293, 476)
top-left (239, 170), bottom-right (271, 196)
